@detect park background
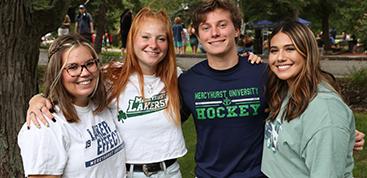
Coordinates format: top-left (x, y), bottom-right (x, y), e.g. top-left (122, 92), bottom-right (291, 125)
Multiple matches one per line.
top-left (1, 0), bottom-right (367, 177)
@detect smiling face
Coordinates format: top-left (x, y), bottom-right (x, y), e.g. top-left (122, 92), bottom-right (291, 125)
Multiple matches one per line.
top-left (61, 45), bottom-right (98, 106)
top-left (268, 32), bottom-right (305, 84)
top-left (197, 8), bottom-right (239, 58)
top-left (133, 18), bottom-right (168, 75)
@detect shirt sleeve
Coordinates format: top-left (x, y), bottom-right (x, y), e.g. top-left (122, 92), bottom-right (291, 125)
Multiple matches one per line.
top-left (302, 100), bottom-right (355, 178)
top-left (18, 118), bottom-right (70, 176)
top-left (88, 13), bottom-right (93, 22)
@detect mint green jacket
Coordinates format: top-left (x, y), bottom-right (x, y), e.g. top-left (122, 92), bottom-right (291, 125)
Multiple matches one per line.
top-left (262, 84), bottom-right (355, 178)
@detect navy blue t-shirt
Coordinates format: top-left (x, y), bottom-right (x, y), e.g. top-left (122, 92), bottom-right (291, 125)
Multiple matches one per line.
top-left (172, 24), bottom-right (183, 42)
top-left (179, 56), bottom-right (268, 178)
top-left (76, 13), bottom-right (93, 34)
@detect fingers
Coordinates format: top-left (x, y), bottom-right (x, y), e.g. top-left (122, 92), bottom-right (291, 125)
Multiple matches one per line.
top-left (45, 99), bottom-right (53, 110)
top-left (42, 102), bottom-right (55, 120)
top-left (247, 52), bottom-right (263, 64)
top-left (26, 104), bottom-right (55, 129)
top-left (28, 112), bottom-right (41, 129)
top-left (354, 130), bottom-right (365, 151)
top-left (38, 106), bottom-right (50, 127)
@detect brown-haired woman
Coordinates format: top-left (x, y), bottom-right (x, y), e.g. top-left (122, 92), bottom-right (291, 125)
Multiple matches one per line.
top-left (18, 34), bottom-right (126, 178)
top-left (262, 21), bottom-right (355, 177)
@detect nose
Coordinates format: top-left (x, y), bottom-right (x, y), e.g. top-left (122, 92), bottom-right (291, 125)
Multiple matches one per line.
top-left (276, 49), bottom-right (286, 62)
top-left (211, 27), bottom-right (220, 38)
top-left (149, 39), bottom-right (158, 49)
top-left (79, 66), bottom-right (92, 77)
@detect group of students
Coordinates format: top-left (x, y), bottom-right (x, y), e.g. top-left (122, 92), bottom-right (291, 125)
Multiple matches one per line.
top-left (172, 17), bottom-right (199, 55)
top-left (18, 0), bottom-right (365, 178)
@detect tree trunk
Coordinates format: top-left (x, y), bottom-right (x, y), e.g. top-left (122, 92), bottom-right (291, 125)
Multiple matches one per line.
top-left (94, 4), bottom-right (108, 54)
top-left (319, 1), bottom-right (331, 52)
top-left (321, 13), bottom-right (331, 51)
top-left (0, 1), bottom-right (70, 177)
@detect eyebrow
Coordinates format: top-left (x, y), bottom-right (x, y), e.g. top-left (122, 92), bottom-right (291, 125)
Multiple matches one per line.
top-left (270, 44), bottom-right (294, 48)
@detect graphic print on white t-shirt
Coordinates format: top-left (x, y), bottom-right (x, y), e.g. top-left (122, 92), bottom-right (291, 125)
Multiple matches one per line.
top-left (84, 120), bottom-right (124, 167)
top-left (117, 92), bottom-right (167, 123)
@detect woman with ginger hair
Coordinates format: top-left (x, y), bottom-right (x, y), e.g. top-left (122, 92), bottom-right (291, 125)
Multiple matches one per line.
top-left (26, 8), bottom-right (187, 178)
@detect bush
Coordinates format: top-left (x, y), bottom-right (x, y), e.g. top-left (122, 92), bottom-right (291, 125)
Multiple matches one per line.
top-left (99, 51), bottom-right (122, 63)
top-left (339, 67), bottom-right (367, 111)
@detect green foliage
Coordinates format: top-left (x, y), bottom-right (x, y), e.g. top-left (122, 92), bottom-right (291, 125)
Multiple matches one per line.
top-left (242, 0), bottom-right (307, 22)
top-left (349, 67), bottom-right (367, 89)
top-left (179, 117), bottom-right (197, 178)
top-left (99, 50), bottom-right (122, 63)
top-left (353, 113), bottom-right (367, 177)
top-left (333, 0), bottom-right (367, 44)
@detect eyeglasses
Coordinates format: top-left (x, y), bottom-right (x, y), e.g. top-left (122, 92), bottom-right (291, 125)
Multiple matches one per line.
top-left (64, 59), bottom-right (99, 77)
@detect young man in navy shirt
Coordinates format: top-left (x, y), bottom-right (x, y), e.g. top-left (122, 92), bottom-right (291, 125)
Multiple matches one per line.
top-left (179, 1), bottom-right (365, 178)
top-left (179, 0), bottom-right (268, 177)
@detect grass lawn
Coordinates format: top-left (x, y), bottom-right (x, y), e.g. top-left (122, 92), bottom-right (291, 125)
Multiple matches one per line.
top-left (179, 113), bottom-right (367, 178)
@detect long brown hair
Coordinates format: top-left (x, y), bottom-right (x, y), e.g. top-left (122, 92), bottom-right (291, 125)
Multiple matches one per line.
top-left (105, 8), bottom-right (181, 125)
top-left (44, 34), bottom-right (107, 123)
top-left (267, 21), bottom-right (339, 122)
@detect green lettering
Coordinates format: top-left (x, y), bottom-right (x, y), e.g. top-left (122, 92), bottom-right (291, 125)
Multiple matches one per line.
top-left (238, 105), bottom-right (249, 116)
top-left (196, 108), bottom-right (207, 120)
top-left (207, 108), bottom-right (216, 119)
top-left (250, 103), bottom-right (260, 115)
top-left (226, 106), bottom-right (238, 117)
top-left (216, 107), bottom-right (225, 118)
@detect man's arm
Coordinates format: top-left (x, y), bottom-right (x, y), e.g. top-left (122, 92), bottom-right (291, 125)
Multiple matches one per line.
top-left (75, 22), bottom-right (78, 33)
top-left (354, 129), bottom-right (365, 151)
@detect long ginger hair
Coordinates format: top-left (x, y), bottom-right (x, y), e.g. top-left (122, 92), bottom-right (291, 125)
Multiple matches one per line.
top-left (267, 21), bottom-right (339, 122)
top-left (105, 8), bottom-right (180, 125)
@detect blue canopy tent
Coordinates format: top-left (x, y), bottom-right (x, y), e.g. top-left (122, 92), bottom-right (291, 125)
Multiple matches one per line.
top-left (248, 20), bottom-right (274, 29)
top-left (297, 17), bottom-right (311, 25)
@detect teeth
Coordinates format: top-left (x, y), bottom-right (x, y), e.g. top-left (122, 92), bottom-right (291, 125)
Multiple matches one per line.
top-left (210, 41), bottom-right (223, 45)
top-left (278, 65), bottom-right (291, 69)
top-left (146, 51), bottom-right (158, 54)
top-left (78, 80), bottom-right (91, 85)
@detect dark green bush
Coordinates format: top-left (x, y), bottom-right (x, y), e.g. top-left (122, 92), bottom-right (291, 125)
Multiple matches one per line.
top-left (339, 67), bottom-right (367, 110)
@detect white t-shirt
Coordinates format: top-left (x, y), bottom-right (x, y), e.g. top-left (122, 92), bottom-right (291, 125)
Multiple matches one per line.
top-left (18, 104), bottom-right (126, 178)
top-left (113, 73), bottom-right (187, 163)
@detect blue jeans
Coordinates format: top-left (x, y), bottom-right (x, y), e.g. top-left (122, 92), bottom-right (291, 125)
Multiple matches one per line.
top-left (127, 161), bottom-right (182, 178)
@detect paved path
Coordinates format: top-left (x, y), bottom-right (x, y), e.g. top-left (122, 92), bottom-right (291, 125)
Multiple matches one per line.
top-left (175, 56), bottom-right (367, 78)
top-left (39, 49), bottom-right (367, 77)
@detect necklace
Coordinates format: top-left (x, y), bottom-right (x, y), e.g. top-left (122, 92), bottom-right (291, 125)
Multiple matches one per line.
top-left (145, 83), bottom-right (154, 94)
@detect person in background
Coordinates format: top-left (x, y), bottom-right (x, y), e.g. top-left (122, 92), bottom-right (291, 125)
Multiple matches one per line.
top-left (120, 9), bottom-right (133, 56)
top-left (57, 14), bottom-right (71, 37)
top-left (182, 27), bottom-right (190, 54)
top-left (172, 17), bottom-right (184, 54)
top-left (18, 34), bottom-right (126, 178)
top-left (243, 34), bottom-right (254, 52)
top-left (188, 24), bottom-right (198, 54)
top-left (26, 8), bottom-right (187, 178)
top-left (75, 4), bottom-right (94, 43)
top-left (262, 21), bottom-right (355, 178)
